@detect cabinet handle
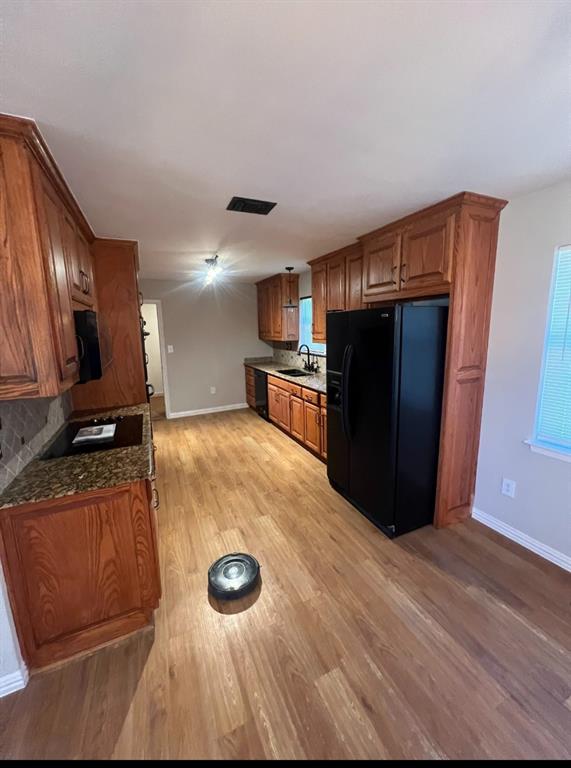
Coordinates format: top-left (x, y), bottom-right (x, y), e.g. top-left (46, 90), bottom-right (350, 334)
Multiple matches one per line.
top-left (85, 273), bottom-right (90, 295)
top-left (315, 412), bottom-right (320, 425)
top-left (392, 263), bottom-right (398, 284)
top-left (400, 263), bottom-right (408, 283)
top-left (139, 291), bottom-right (144, 307)
top-left (152, 487), bottom-right (160, 510)
top-left (76, 334), bottom-right (85, 360)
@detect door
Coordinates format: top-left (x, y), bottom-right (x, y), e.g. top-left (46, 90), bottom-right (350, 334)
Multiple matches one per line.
top-left (362, 230), bottom-right (401, 299)
top-left (304, 401), bottom-right (321, 453)
top-left (326, 253), bottom-right (346, 311)
top-left (346, 307), bottom-right (399, 528)
top-left (39, 183), bottom-right (80, 385)
top-left (401, 211), bottom-right (455, 291)
top-left (346, 248), bottom-right (363, 310)
top-left (311, 263), bottom-right (327, 342)
top-left (290, 395), bottom-right (305, 441)
top-left (268, 383), bottom-right (280, 424)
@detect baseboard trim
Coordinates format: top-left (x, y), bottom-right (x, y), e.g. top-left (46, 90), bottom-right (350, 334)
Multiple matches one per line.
top-left (167, 403), bottom-right (248, 420)
top-left (472, 507), bottom-right (571, 572)
top-left (0, 664), bottom-right (28, 698)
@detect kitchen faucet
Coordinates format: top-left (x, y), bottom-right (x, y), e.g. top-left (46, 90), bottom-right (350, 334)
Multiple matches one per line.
top-left (298, 344), bottom-right (319, 373)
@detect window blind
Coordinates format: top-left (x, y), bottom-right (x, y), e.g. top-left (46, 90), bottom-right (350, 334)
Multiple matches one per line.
top-left (534, 246), bottom-right (571, 453)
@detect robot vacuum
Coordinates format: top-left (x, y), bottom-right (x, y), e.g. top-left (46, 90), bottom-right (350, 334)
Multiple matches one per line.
top-left (208, 553), bottom-right (261, 600)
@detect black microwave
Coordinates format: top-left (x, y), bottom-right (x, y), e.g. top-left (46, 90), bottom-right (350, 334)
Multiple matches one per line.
top-left (74, 310), bottom-right (103, 383)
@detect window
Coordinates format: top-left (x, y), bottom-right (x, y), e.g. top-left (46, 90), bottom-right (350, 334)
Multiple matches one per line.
top-left (533, 246), bottom-right (571, 456)
top-left (299, 296), bottom-right (326, 355)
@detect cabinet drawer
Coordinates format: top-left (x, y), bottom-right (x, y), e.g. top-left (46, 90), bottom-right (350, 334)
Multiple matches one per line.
top-left (302, 388), bottom-right (319, 405)
top-left (246, 381), bottom-right (255, 397)
top-left (245, 365), bottom-right (255, 378)
top-left (279, 380), bottom-right (302, 397)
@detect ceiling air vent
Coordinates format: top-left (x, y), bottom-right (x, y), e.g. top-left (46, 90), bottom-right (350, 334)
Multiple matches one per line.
top-left (226, 196), bottom-right (277, 215)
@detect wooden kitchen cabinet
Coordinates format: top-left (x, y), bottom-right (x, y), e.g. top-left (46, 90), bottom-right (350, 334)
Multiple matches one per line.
top-left (245, 365), bottom-right (256, 408)
top-left (320, 406), bottom-right (327, 460)
top-left (326, 251), bottom-right (346, 311)
top-left (303, 400), bottom-right (321, 454)
top-left (62, 213), bottom-right (95, 307)
top-left (289, 395), bottom-right (305, 442)
top-left (311, 262), bottom-right (327, 343)
top-left (361, 230), bottom-right (401, 299)
top-left (400, 209), bottom-right (455, 291)
top-left (0, 480), bottom-right (161, 668)
top-left (0, 114), bottom-right (95, 400)
top-left (256, 272), bottom-right (299, 342)
top-left (345, 245), bottom-right (364, 310)
top-left (268, 382), bottom-right (281, 425)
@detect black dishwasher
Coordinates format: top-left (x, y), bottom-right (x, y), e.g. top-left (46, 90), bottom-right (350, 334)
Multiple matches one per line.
top-left (254, 369), bottom-right (269, 420)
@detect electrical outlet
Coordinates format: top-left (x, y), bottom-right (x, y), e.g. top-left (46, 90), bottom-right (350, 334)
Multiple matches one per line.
top-left (501, 478), bottom-right (516, 498)
top-left (210, 386), bottom-right (216, 395)
top-left (167, 345), bottom-right (174, 354)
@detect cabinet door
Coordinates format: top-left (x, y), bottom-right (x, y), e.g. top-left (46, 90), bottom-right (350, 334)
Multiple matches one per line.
top-left (304, 401), bottom-right (321, 453)
top-left (36, 176), bottom-right (80, 386)
top-left (283, 306), bottom-right (299, 340)
top-left (0, 482), bottom-right (159, 667)
top-left (346, 248), bottom-right (363, 310)
top-left (326, 253), bottom-right (346, 311)
top-left (290, 395), bottom-right (305, 441)
top-left (311, 263), bottom-right (327, 343)
top-left (268, 383), bottom-right (280, 424)
top-left (257, 283), bottom-right (270, 339)
top-left (279, 390), bottom-right (291, 432)
top-left (76, 230), bottom-right (95, 306)
top-left (320, 406), bottom-right (327, 459)
top-left (362, 230), bottom-right (401, 299)
top-left (269, 277), bottom-right (283, 340)
top-left (61, 212), bottom-right (84, 301)
top-left (401, 210), bottom-right (455, 291)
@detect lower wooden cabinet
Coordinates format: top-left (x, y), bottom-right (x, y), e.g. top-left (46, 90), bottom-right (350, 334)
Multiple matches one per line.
top-left (289, 395), bottom-right (305, 441)
top-left (0, 480), bottom-right (161, 669)
top-left (320, 405), bottom-right (327, 460)
top-left (303, 401), bottom-right (321, 453)
top-left (245, 366), bottom-right (255, 407)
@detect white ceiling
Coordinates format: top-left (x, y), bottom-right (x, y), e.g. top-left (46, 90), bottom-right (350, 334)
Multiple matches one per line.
top-left (2, 0), bottom-right (569, 282)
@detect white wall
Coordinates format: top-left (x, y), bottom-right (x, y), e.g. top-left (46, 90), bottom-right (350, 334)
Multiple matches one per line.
top-left (141, 303), bottom-right (164, 395)
top-left (475, 179), bottom-right (571, 565)
top-left (139, 279), bottom-right (272, 415)
top-left (0, 569), bottom-right (27, 696)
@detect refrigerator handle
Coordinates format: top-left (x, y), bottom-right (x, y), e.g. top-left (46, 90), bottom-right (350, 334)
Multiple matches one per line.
top-left (341, 344), bottom-right (354, 438)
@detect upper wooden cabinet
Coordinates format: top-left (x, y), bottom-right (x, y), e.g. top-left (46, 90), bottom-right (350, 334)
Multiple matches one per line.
top-left (362, 231), bottom-right (401, 298)
top-left (0, 115), bottom-right (98, 400)
top-left (64, 220), bottom-right (96, 307)
top-left (256, 272), bottom-right (299, 342)
top-left (309, 243), bottom-right (364, 342)
top-left (360, 203), bottom-right (456, 301)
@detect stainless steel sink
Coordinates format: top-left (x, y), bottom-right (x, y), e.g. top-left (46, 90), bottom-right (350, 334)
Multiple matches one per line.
top-left (277, 368), bottom-right (310, 377)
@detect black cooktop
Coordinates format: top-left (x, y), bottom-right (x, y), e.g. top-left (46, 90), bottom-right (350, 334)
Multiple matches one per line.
top-left (40, 414), bottom-right (144, 460)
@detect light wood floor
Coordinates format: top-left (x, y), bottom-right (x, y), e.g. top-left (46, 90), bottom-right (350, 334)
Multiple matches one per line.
top-left (1, 408), bottom-right (570, 759)
top-left (150, 393), bottom-right (166, 420)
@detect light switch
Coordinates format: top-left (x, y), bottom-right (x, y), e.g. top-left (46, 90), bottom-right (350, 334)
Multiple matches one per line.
top-left (167, 345), bottom-right (174, 354)
top-left (501, 478), bottom-right (516, 498)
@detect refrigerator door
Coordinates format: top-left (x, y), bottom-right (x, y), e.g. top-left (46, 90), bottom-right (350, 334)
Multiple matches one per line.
top-left (326, 312), bottom-right (350, 492)
top-left (347, 308), bottom-right (399, 529)
top-left (394, 304), bottom-right (448, 534)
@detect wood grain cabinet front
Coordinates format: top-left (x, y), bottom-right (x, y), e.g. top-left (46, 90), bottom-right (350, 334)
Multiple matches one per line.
top-left (0, 480), bottom-right (161, 669)
top-left (256, 273), bottom-right (299, 342)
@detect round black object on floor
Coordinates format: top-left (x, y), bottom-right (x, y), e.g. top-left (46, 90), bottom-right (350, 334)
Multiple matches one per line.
top-left (208, 553), bottom-right (260, 600)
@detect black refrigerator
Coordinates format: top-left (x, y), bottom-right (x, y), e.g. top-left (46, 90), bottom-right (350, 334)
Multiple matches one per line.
top-left (326, 301), bottom-right (448, 538)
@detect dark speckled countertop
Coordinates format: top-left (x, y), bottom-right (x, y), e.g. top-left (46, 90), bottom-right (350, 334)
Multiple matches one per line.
top-left (0, 403), bottom-right (153, 510)
top-left (244, 358), bottom-right (326, 394)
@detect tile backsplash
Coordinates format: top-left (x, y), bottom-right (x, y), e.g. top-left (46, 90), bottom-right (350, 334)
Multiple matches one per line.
top-left (272, 342), bottom-right (326, 371)
top-left (0, 394), bottom-right (70, 493)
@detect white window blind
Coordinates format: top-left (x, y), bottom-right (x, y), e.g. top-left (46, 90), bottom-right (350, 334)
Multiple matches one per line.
top-left (534, 246), bottom-right (571, 454)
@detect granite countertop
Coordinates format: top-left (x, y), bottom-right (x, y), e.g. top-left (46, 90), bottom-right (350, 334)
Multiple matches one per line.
top-left (0, 403), bottom-right (153, 510)
top-left (244, 358), bottom-right (326, 394)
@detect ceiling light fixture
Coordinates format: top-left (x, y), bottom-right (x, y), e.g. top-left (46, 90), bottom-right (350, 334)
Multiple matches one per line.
top-left (204, 254), bottom-right (222, 285)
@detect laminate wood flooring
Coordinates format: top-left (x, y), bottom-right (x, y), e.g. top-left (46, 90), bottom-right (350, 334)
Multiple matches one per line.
top-left (0, 408), bottom-right (569, 759)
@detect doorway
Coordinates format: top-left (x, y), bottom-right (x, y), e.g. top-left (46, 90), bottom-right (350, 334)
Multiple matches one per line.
top-left (141, 301), bottom-right (167, 420)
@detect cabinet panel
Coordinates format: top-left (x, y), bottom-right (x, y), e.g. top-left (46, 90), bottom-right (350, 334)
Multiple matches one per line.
top-left (290, 395), bottom-right (305, 441)
top-left (268, 383), bottom-right (280, 424)
top-left (76, 230), bottom-right (95, 306)
top-left (311, 263), bottom-right (327, 343)
top-left (0, 482), bottom-right (159, 667)
top-left (284, 306), bottom-right (299, 340)
top-left (304, 400), bottom-right (321, 453)
top-left (346, 248), bottom-right (363, 310)
top-left (269, 276), bottom-right (283, 340)
top-left (0, 137), bottom-right (59, 399)
top-left (401, 210), bottom-right (455, 290)
top-left (256, 273), bottom-right (299, 342)
top-left (326, 253), bottom-right (346, 311)
top-left (62, 211), bottom-right (84, 300)
top-left (279, 390), bottom-right (291, 432)
top-left (362, 230), bottom-right (401, 298)
top-left (36, 179), bottom-right (80, 386)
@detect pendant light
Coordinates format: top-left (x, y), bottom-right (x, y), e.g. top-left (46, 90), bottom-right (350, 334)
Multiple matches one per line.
top-left (283, 266), bottom-right (296, 308)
